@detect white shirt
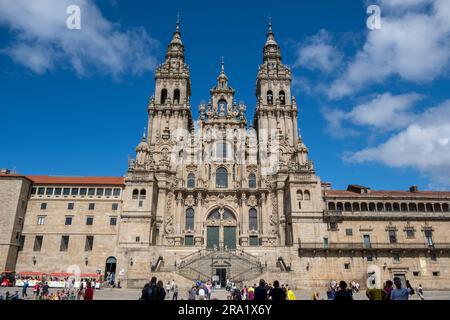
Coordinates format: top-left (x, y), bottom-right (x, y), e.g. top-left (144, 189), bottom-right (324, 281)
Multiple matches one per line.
top-left (199, 288), bottom-right (205, 296)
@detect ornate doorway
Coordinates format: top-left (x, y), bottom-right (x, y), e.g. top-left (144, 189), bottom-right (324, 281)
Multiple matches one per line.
top-left (206, 208), bottom-right (237, 250)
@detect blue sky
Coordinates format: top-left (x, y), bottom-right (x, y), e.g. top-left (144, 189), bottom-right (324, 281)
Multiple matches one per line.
top-left (1, 0), bottom-right (450, 190)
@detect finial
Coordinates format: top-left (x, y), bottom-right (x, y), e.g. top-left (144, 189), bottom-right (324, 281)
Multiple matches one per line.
top-left (220, 56), bottom-right (225, 72)
top-left (142, 127), bottom-right (147, 139)
top-left (176, 12), bottom-right (181, 31)
top-left (268, 15), bottom-right (272, 32)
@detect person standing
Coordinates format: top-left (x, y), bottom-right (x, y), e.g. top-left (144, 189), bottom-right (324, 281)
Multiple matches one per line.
top-left (287, 286), bottom-right (297, 300)
top-left (198, 286), bottom-right (206, 300)
top-left (22, 279), bottom-right (29, 299)
top-left (83, 281), bottom-right (94, 300)
top-left (406, 280), bottom-right (415, 296)
top-left (188, 285), bottom-right (197, 300)
top-left (248, 285), bottom-right (255, 300)
top-left (268, 281), bottom-right (287, 301)
top-left (390, 277), bottom-right (410, 300)
top-left (383, 280), bottom-right (394, 300)
top-left (145, 277), bottom-right (158, 300)
top-left (172, 285), bottom-right (179, 300)
top-left (333, 281), bottom-right (353, 301)
top-left (416, 284), bottom-right (425, 300)
top-left (254, 279), bottom-right (268, 301)
top-left (155, 280), bottom-right (166, 301)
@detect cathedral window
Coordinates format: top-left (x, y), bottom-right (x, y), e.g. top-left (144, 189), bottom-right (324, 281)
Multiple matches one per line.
top-left (344, 202), bottom-right (352, 211)
top-left (328, 202), bottom-right (336, 210)
top-left (443, 203), bottom-right (449, 212)
top-left (187, 173), bottom-right (195, 188)
top-left (434, 203), bottom-right (442, 212)
top-left (249, 208), bottom-right (258, 231)
top-left (361, 203), bottom-right (368, 211)
top-left (409, 203), bottom-right (417, 211)
top-left (279, 90), bottom-right (286, 105)
top-left (161, 88), bottom-right (168, 104)
top-left (297, 190), bottom-right (303, 201)
top-left (139, 189), bottom-right (146, 200)
top-left (174, 89), bottom-right (180, 104)
top-left (352, 203), bottom-right (360, 211)
top-left (401, 203), bottom-right (408, 212)
top-left (132, 189), bottom-right (139, 200)
top-left (336, 202), bottom-right (343, 211)
top-left (377, 203), bottom-right (384, 211)
top-left (185, 208), bottom-right (194, 231)
top-left (248, 174), bottom-right (256, 189)
top-left (267, 90), bottom-right (273, 105)
top-left (216, 167), bottom-right (228, 188)
top-left (304, 190), bottom-right (311, 201)
top-left (216, 141), bottom-right (228, 160)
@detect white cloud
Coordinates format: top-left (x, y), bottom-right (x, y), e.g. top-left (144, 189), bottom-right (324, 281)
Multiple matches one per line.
top-left (327, 0), bottom-right (450, 99)
top-left (323, 92), bottom-right (422, 138)
top-left (0, 0), bottom-right (159, 77)
top-left (345, 100), bottom-right (450, 186)
top-left (294, 30), bottom-right (342, 74)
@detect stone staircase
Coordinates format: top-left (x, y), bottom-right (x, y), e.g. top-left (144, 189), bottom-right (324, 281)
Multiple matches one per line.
top-left (176, 248), bottom-right (265, 285)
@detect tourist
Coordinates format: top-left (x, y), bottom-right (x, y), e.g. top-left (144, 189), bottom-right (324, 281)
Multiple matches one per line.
top-left (84, 281), bottom-right (94, 300)
top-left (248, 285), bottom-right (255, 300)
top-left (287, 285), bottom-right (296, 300)
top-left (417, 284), bottom-right (425, 300)
top-left (155, 280), bottom-right (166, 301)
top-left (206, 281), bottom-right (212, 300)
top-left (22, 279), bottom-right (29, 299)
top-left (188, 285), bottom-right (197, 300)
top-left (198, 285), bottom-right (206, 300)
top-left (172, 285), bottom-right (179, 300)
top-left (42, 281), bottom-right (50, 296)
top-left (268, 280), bottom-right (287, 301)
top-left (144, 277), bottom-right (158, 300)
top-left (406, 280), bottom-right (415, 296)
top-left (140, 283), bottom-right (150, 300)
top-left (390, 277), bottom-right (410, 300)
top-left (241, 286), bottom-right (248, 300)
top-left (165, 281), bottom-right (172, 298)
top-left (326, 284), bottom-right (336, 300)
top-left (254, 279), bottom-right (268, 301)
top-left (311, 291), bottom-right (320, 300)
top-left (334, 281), bottom-right (353, 301)
top-left (366, 279), bottom-right (383, 300)
top-left (383, 280), bottom-right (394, 301)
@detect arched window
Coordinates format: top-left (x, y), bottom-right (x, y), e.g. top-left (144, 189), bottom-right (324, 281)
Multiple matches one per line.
top-left (385, 203), bottom-right (392, 211)
top-left (304, 190), bottom-right (311, 200)
top-left (328, 202), bottom-right (336, 210)
top-left (401, 203), bottom-right (408, 212)
top-left (443, 203), bottom-right (449, 212)
top-left (218, 99), bottom-right (227, 113)
top-left (248, 174), bottom-right (256, 189)
top-left (279, 90), bottom-right (286, 105)
top-left (393, 203), bottom-right (400, 212)
top-left (336, 202), bottom-right (343, 211)
top-left (173, 89), bottom-right (180, 104)
top-left (434, 203), bottom-right (442, 212)
top-left (409, 203), bottom-right (417, 212)
top-left (161, 88), bottom-right (168, 104)
top-left (187, 173), bottom-right (195, 189)
top-left (139, 189), bottom-right (146, 200)
top-left (132, 189), bottom-right (139, 200)
top-left (377, 203), bottom-right (384, 211)
top-left (361, 203), bottom-right (368, 211)
top-left (216, 167), bottom-right (228, 188)
top-left (344, 202), bottom-right (352, 211)
top-left (216, 141), bottom-right (228, 160)
top-left (426, 203), bottom-right (434, 212)
top-left (249, 208), bottom-right (258, 231)
top-left (418, 203), bottom-right (425, 212)
top-left (267, 90), bottom-right (273, 105)
top-left (297, 190), bottom-right (303, 201)
top-left (352, 203), bottom-right (360, 211)
top-left (185, 208), bottom-right (194, 231)
top-left (369, 203), bottom-right (376, 211)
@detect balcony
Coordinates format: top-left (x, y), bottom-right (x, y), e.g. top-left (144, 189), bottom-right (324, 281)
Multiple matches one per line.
top-left (298, 241), bottom-right (450, 252)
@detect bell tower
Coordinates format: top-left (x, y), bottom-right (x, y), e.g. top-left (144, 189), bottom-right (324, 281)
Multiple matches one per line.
top-left (147, 18), bottom-right (194, 145)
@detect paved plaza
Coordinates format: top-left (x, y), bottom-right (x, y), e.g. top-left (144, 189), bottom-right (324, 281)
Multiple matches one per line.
top-left (1, 286), bottom-right (450, 300)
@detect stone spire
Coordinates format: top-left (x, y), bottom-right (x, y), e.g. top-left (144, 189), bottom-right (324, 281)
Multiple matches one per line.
top-left (166, 17), bottom-right (184, 61)
top-left (263, 16), bottom-right (281, 63)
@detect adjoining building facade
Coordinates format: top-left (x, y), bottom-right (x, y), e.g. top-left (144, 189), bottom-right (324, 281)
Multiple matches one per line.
top-left (1, 21), bottom-right (449, 290)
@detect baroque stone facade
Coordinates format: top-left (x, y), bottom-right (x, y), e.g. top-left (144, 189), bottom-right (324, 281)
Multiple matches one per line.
top-left (1, 21), bottom-right (450, 290)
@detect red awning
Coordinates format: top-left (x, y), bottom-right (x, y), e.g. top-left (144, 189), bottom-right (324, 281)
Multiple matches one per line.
top-left (17, 272), bottom-right (45, 276)
top-left (47, 272), bottom-right (73, 277)
top-left (80, 274), bottom-right (101, 278)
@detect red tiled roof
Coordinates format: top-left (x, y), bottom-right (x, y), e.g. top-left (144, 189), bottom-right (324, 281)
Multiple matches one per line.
top-left (0, 174), bottom-right (124, 185)
top-left (325, 190), bottom-right (450, 198)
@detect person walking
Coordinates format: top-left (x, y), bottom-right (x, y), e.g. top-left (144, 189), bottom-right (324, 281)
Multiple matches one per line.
top-left (406, 280), bottom-right (415, 296)
top-left (416, 284), bottom-right (425, 300)
top-left (333, 281), bottom-right (353, 301)
top-left (165, 281), bottom-right (172, 299)
top-left (22, 279), bottom-right (29, 299)
top-left (391, 277), bottom-right (410, 300)
top-left (156, 280), bottom-right (166, 301)
top-left (83, 281), bottom-right (94, 300)
top-left (172, 285), bottom-right (179, 300)
top-left (254, 279), bottom-right (268, 301)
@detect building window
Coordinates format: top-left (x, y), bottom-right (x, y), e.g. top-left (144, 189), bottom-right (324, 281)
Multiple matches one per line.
top-left (405, 228), bottom-right (415, 238)
top-left (267, 90), bottom-right (273, 104)
top-left (216, 167), bottom-right (228, 188)
top-left (393, 253), bottom-right (400, 262)
top-left (40, 203), bottom-right (47, 210)
top-left (113, 188), bottom-right (121, 196)
top-left (413, 272), bottom-right (420, 277)
top-left (185, 208), bottom-right (194, 231)
top-left (112, 203), bottom-right (119, 211)
top-left (135, 236), bottom-right (140, 242)
top-left (37, 216), bottom-right (45, 225)
top-left (31, 187), bottom-right (37, 195)
top-left (110, 217), bottom-right (117, 226)
top-left (63, 188), bottom-right (70, 196)
top-left (248, 174), bottom-right (256, 189)
top-left (54, 188), bottom-right (62, 195)
top-left (88, 188), bottom-right (95, 196)
top-left (345, 228), bottom-right (353, 236)
top-left (60, 236), bottom-right (69, 251)
top-left (249, 208), bottom-right (258, 231)
top-left (430, 253), bottom-right (437, 262)
top-left (304, 190), bottom-right (311, 200)
top-left (139, 201), bottom-right (143, 207)
top-left (65, 216), bottom-right (73, 225)
top-left (344, 263), bottom-right (351, 270)
top-left (323, 237), bottom-right (329, 248)
top-left (71, 188), bottom-right (79, 196)
top-left (105, 188), bottom-right (112, 196)
top-left (363, 235), bottom-right (372, 248)
top-left (424, 229), bottom-right (434, 247)
top-left (279, 90), bottom-right (286, 105)
top-left (96, 188), bottom-right (104, 196)
top-left (174, 89), bottom-right (180, 104)
top-left (33, 236), bottom-right (43, 251)
top-left (88, 203), bottom-right (95, 210)
top-left (329, 222), bottom-right (337, 230)
top-left (139, 189), bottom-right (146, 199)
top-left (433, 271), bottom-right (440, 277)
top-left (216, 142), bottom-right (228, 160)
top-left (68, 203), bottom-right (74, 210)
top-left (37, 187), bottom-right (45, 195)
top-left (161, 88), bottom-right (168, 104)
top-left (46, 187), bottom-right (54, 196)
top-left (388, 230), bottom-right (397, 243)
top-left (86, 216), bottom-right (94, 226)
top-left (85, 236), bottom-right (94, 251)
top-left (249, 236), bottom-right (259, 246)
top-left (184, 235), bottom-right (194, 246)
top-left (80, 188), bottom-right (87, 196)
top-left (367, 255), bottom-right (373, 262)
top-left (132, 189), bottom-right (139, 200)
top-left (187, 173), bottom-right (195, 188)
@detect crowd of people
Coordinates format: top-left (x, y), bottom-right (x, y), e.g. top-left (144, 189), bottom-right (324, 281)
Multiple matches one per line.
top-left (226, 279), bottom-right (297, 300)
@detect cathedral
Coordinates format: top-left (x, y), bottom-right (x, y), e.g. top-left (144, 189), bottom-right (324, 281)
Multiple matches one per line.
top-left (1, 21), bottom-right (449, 290)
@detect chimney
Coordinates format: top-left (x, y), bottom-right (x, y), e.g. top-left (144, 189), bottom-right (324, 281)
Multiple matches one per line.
top-left (409, 185), bottom-right (418, 192)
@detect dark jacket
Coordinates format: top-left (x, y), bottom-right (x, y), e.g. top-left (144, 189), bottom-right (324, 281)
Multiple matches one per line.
top-left (333, 290), bottom-right (353, 301)
top-left (145, 283), bottom-right (157, 300)
top-left (155, 287), bottom-right (166, 301)
top-left (269, 287), bottom-right (287, 301)
top-left (254, 285), bottom-right (268, 301)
